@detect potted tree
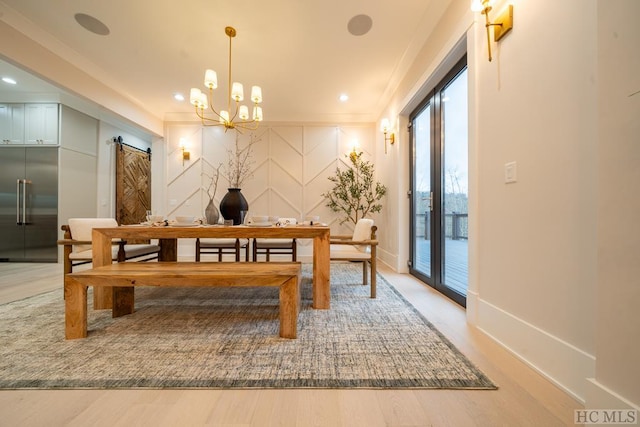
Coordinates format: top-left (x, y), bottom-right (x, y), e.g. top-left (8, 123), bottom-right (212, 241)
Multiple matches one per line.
top-left (322, 150), bottom-right (387, 225)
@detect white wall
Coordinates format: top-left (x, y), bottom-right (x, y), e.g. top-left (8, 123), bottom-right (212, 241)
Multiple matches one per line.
top-left (162, 121), bottom-right (377, 259)
top-left (589, 0), bottom-right (640, 410)
top-left (377, 0), bottom-right (640, 409)
top-left (58, 105), bottom-right (99, 225)
top-left (472, 0), bottom-right (598, 402)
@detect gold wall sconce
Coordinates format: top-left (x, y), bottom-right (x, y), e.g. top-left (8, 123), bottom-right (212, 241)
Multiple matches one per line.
top-left (179, 138), bottom-right (190, 166)
top-left (471, 0), bottom-right (513, 62)
top-left (380, 118), bottom-right (395, 154)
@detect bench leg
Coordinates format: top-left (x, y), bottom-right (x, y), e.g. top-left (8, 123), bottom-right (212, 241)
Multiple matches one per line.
top-left (279, 275), bottom-right (300, 339)
top-left (65, 276), bottom-right (87, 339)
top-left (93, 286), bottom-right (113, 310)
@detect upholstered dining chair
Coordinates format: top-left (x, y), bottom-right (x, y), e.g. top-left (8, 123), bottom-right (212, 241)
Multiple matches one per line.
top-left (330, 218), bottom-right (378, 298)
top-left (195, 238), bottom-right (250, 262)
top-left (59, 218), bottom-right (160, 274)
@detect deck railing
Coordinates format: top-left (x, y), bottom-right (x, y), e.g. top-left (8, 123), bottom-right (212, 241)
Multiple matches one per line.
top-left (418, 212), bottom-right (468, 240)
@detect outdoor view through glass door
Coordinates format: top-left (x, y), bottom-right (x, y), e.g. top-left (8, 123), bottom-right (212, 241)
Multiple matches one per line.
top-left (410, 57), bottom-right (468, 306)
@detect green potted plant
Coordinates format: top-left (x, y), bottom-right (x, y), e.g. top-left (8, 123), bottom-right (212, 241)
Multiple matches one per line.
top-left (323, 150), bottom-right (387, 225)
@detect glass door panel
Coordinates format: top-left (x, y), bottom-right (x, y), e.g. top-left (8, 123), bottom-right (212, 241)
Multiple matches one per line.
top-left (413, 104), bottom-right (432, 280)
top-left (441, 69), bottom-right (469, 296)
top-left (409, 56), bottom-right (467, 307)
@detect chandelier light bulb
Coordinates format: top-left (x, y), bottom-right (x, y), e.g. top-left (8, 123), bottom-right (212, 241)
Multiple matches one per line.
top-left (239, 105), bottom-right (249, 120)
top-left (204, 69), bottom-right (218, 89)
top-left (231, 82), bottom-right (244, 102)
top-left (190, 88), bottom-right (202, 106)
top-left (253, 106), bottom-right (263, 122)
top-left (251, 86), bottom-right (263, 104)
top-left (219, 110), bottom-right (230, 124)
top-left (199, 93), bottom-right (208, 110)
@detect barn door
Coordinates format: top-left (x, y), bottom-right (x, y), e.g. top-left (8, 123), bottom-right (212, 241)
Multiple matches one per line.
top-left (115, 143), bottom-right (151, 228)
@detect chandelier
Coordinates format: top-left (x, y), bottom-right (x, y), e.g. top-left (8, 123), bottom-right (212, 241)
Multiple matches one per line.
top-left (189, 26), bottom-right (263, 131)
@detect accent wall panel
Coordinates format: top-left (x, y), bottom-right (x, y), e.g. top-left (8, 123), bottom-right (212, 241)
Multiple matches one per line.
top-left (166, 122), bottom-right (376, 242)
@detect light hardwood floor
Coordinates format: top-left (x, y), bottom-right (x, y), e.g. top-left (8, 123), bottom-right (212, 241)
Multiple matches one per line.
top-left (0, 262), bottom-right (583, 426)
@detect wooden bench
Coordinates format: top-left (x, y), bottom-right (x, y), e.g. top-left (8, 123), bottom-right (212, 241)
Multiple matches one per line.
top-left (64, 262), bottom-right (302, 339)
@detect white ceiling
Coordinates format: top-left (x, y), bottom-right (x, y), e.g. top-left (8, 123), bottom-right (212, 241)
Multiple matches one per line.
top-left (0, 0), bottom-right (452, 125)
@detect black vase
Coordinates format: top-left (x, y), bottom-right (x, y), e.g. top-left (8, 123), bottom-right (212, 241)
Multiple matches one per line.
top-left (219, 188), bottom-right (249, 225)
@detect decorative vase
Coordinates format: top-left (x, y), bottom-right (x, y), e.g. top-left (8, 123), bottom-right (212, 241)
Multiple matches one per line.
top-left (219, 188), bottom-right (249, 225)
top-left (204, 198), bottom-right (220, 225)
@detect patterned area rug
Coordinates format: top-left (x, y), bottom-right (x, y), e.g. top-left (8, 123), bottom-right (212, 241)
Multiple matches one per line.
top-left (0, 263), bottom-right (496, 389)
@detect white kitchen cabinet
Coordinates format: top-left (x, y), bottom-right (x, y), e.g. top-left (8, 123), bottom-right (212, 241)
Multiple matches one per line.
top-left (24, 104), bottom-right (59, 145)
top-left (0, 103), bottom-right (25, 145)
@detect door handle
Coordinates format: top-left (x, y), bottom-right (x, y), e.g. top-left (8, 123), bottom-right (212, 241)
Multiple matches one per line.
top-left (16, 179), bottom-right (30, 225)
top-left (16, 179), bottom-right (21, 224)
top-left (22, 179), bottom-right (29, 225)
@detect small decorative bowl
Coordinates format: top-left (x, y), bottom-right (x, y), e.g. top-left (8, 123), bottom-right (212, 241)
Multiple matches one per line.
top-left (175, 216), bottom-right (195, 224)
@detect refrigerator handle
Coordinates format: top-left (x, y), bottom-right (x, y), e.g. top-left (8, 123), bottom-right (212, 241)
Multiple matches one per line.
top-left (22, 179), bottom-right (29, 225)
top-left (16, 179), bottom-right (22, 225)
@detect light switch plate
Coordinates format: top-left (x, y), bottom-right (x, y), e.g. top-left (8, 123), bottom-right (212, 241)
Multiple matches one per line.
top-left (505, 161), bottom-right (517, 183)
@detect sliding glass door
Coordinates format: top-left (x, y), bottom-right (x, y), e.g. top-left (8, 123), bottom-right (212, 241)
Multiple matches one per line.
top-left (409, 57), bottom-right (468, 306)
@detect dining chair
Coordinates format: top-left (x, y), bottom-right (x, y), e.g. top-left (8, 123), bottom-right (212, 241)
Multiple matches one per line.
top-left (195, 238), bottom-right (250, 262)
top-left (329, 218), bottom-right (378, 298)
top-left (59, 218), bottom-right (160, 274)
top-left (252, 238), bottom-right (297, 262)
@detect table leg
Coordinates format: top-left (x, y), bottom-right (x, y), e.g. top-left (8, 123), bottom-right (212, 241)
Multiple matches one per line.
top-left (113, 286), bottom-right (135, 318)
top-left (92, 229), bottom-right (113, 310)
top-left (312, 231), bottom-right (330, 309)
top-left (159, 238), bottom-right (177, 261)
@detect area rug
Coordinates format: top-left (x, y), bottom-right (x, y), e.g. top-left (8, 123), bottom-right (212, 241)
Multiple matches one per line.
top-left (0, 263), bottom-right (496, 390)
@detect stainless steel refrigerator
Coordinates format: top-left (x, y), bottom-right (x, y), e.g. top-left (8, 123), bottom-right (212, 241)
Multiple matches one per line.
top-left (0, 146), bottom-right (58, 262)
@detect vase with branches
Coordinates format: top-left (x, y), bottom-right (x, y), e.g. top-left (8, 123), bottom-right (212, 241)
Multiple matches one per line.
top-left (219, 132), bottom-right (260, 224)
top-left (322, 150), bottom-right (387, 225)
top-left (202, 163), bottom-right (222, 224)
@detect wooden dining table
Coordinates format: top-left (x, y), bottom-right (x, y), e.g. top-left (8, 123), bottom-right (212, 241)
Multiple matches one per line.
top-left (90, 224), bottom-right (331, 310)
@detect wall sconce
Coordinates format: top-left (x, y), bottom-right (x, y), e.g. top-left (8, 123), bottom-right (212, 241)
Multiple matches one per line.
top-left (471, 0), bottom-right (513, 62)
top-left (380, 118), bottom-right (395, 154)
top-left (349, 139), bottom-right (360, 162)
top-left (179, 138), bottom-right (190, 166)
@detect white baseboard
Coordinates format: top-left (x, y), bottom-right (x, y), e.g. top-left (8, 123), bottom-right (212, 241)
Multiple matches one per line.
top-left (476, 297), bottom-right (595, 403)
top-left (377, 248), bottom-right (401, 272)
top-left (585, 378), bottom-right (640, 411)
top-left (466, 289), bottom-right (478, 326)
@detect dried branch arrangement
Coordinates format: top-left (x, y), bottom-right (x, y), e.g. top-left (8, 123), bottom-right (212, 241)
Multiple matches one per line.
top-left (224, 133), bottom-right (260, 188)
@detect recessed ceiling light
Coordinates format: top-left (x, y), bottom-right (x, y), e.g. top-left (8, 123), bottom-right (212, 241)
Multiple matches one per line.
top-left (339, 94), bottom-right (349, 102)
top-left (174, 93), bottom-right (185, 102)
top-left (74, 13), bottom-right (110, 36)
top-left (347, 14), bottom-right (373, 36)
top-left (2, 77), bottom-right (17, 85)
